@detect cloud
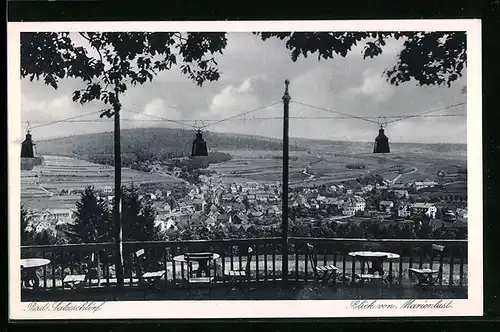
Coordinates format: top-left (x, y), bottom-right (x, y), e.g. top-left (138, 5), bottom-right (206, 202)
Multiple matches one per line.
top-left (19, 32), bottom-right (468, 144)
top-left (347, 69), bottom-right (395, 103)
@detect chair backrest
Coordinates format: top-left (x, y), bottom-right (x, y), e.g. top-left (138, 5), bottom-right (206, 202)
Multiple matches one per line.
top-left (244, 247), bottom-right (254, 273)
top-left (185, 252), bottom-right (214, 278)
top-left (306, 243), bottom-right (317, 270)
top-left (431, 244), bottom-right (445, 260)
top-left (134, 249), bottom-right (146, 276)
top-left (430, 244), bottom-right (445, 272)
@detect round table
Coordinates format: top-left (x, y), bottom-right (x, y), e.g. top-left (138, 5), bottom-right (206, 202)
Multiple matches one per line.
top-left (173, 253), bottom-right (220, 277)
top-left (20, 258), bottom-right (51, 289)
top-left (348, 251), bottom-right (400, 278)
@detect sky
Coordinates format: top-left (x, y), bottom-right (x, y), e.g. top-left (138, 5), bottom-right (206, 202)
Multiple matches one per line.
top-left (20, 32), bottom-right (468, 144)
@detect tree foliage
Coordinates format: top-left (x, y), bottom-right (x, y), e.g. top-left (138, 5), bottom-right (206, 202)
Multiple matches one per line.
top-left (70, 185), bottom-right (112, 243)
top-left (21, 32), bottom-right (228, 116)
top-left (21, 31), bottom-right (466, 114)
top-left (255, 32), bottom-right (466, 87)
top-left (120, 183), bottom-right (160, 241)
top-left (21, 206), bottom-right (35, 246)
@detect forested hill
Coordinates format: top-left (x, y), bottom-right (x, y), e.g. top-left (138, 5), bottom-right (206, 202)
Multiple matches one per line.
top-left (35, 127), bottom-right (304, 158)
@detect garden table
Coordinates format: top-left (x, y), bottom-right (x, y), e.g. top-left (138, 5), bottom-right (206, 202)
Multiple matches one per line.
top-left (348, 251), bottom-right (400, 282)
top-left (173, 253), bottom-right (220, 277)
top-left (20, 258), bottom-right (51, 289)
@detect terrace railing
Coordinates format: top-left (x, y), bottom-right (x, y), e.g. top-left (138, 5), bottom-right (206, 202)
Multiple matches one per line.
top-left (20, 237), bottom-right (468, 291)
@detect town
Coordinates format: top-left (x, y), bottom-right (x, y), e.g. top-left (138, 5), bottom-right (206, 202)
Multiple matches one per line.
top-left (23, 155), bottom-right (468, 243)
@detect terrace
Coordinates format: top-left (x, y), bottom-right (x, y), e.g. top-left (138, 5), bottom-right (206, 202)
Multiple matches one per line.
top-left (21, 237), bottom-right (467, 301)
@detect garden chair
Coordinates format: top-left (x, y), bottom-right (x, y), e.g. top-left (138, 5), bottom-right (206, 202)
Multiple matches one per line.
top-left (223, 246), bottom-right (254, 296)
top-left (306, 243), bottom-right (339, 286)
top-left (63, 253), bottom-right (99, 289)
top-left (409, 244), bottom-right (445, 288)
top-left (354, 257), bottom-right (385, 285)
top-left (185, 252), bottom-right (216, 298)
top-left (134, 249), bottom-right (167, 297)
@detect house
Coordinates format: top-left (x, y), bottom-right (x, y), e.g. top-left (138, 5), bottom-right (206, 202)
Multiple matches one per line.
top-left (342, 196), bottom-right (366, 216)
top-left (178, 202), bottom-right (194, 214)
top-left (221, 205), bottom-right (233, 214)
top-left (362, 185), bottom-right (374, 193)
top-left (103, 186), bottom-right (113, 194)
top-left (376, 184), bottom-right (388, 190)
top-left (324, 198), bottom-right (344, 212)
top-left (47, 209), bottom-right (74, 222)
top-left (209, 204), bottom-right (218, 213)
top-left (392, 190), bottom-right (409, 199)
top-left (192, 198), bottom-right (206, 212)
top-left (456, 208), bottom-right (468, 218)
top-left (397, 205), bottom-right (411, 218)
top-left (246, 194), bottom-right (256, 204)
top-left (199, 175), bottom-right (209, 183)
top-left (222, 194), bottom-right (233, 203)
top-left (411, 203), bottom-right (437, 219)
top-left (154, 217), bottom-right (176, 232)
top-left (390, 183), bottom-right (407, 190)
top-left (238, 224), bottom-right (252, 236)
top-left (229, 202), bottom-right (246, 212)
top-left (412, 179), bottom-right (438, 191)
top-left (443, 210), bottom-right (457, 221)
top-left (203, 215), bottom-right (217, 228)
top-left (34, 221), bottom-right (53, 234)
top-left (213, 188), bottom-right (224, 205)
top-left (217, 213), bottom-right (232, 224)
top-left (379, 200), bottom-right (394, 212)
top-left (143, 193), bottom-right (157, 201)
top-left (255, 192), bottom-right (269, 203)
top-left (233, 212), bottom-right (249, 224)
top-left (248, 210), bottom-right (264, 219)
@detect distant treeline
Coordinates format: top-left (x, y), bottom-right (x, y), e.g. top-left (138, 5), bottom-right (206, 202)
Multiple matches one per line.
top-left (346, 164), bottom-right (366, 169)
top-left (271, 156), bottom-right (299, 161)
top-left (84, 150), bottom-right (232, 169)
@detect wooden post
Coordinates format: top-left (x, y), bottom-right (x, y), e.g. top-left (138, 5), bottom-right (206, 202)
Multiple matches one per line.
top-left (282, 79), bottom-right (290, 283)
top-left (113, 101), bottom-right (125, 287)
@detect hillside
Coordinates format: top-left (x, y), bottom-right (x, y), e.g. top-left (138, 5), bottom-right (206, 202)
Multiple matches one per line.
top-left (35, 127), bottom-right (305, 157)
top-left (35, 127), bottom-right (467, 161)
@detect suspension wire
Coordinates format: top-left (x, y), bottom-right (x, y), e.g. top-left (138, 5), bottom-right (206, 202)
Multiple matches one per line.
top-left (199, 101), bottom-right (282, 129)
top-left (26, 113), bottom-right (466, 124)
top-left (291, 100), bottom-right (467, 126)
top-left (291, 100), bottom-right (380, 124)
top-left (119, 108), bottom-right (197, 129)
top-left (24, 101), bottom-right (282, 131)
top-left (25, 100), bottom-right (466, 130)
top-left (29, 110), bottom-right (104, 129)
top-left (385, 102), bottom-right (467, 124)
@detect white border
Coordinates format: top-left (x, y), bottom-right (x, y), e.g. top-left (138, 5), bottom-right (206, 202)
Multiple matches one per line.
top-left (8, 20), bottom-right (483, 320)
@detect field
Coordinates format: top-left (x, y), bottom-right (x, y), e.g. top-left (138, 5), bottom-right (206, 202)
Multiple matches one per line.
top-left (21, 155), bottom-right (184, 210)
top-left (213, 143), bottom-right (467, 187)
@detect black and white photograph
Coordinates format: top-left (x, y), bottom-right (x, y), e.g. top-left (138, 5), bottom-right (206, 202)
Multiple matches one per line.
top-left (8, 20), bottom-right (482, 319)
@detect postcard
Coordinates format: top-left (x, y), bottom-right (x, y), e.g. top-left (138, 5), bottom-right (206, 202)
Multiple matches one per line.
top-left (8, 19), bottom-right (482, 319)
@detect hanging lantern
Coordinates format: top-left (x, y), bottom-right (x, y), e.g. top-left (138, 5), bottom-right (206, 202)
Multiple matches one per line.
top-left (21, 130), bottom-right (35, 158)
top-left (191, 129), bottom-right (208, 157)
top-left (373, 126), bottom-right (390, 154)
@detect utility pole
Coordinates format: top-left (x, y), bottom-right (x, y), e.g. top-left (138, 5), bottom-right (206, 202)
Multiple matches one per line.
top-left (113, 101), bottom-right (124, 287)
top-left (282, 79), bottom-right (290, 283)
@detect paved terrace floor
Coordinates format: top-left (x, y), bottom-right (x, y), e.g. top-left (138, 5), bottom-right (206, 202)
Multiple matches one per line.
top-left (22, 282), bottom-right (467, 302)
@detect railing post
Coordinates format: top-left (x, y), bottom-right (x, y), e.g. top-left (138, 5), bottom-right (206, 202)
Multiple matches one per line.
top-left (281, 79), bottom-right (290, 283)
